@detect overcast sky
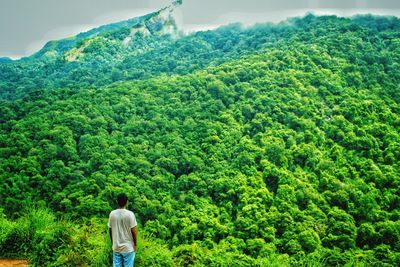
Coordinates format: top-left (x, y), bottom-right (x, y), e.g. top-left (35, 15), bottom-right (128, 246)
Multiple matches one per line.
top-left (1, 0), bottom-right (400, 59)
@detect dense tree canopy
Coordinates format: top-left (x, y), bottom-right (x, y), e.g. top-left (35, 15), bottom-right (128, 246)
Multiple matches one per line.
top-left (0, 14), bottom-right (399, 266)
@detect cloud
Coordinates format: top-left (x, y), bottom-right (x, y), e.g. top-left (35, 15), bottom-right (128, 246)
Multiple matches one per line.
top-left (181, 24), bottom-right (221, 34)
top-left (92, 9), bottom-right (153, 25)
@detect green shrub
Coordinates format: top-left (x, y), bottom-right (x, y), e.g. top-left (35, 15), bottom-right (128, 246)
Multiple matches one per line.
top-left (135, 235), bottom-right (174, 267)
top-left (0, 211), bottom-right (15, 257)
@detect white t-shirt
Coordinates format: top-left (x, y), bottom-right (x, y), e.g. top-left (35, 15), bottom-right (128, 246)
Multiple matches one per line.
top-left (108, 209), bottom-right (137, 253)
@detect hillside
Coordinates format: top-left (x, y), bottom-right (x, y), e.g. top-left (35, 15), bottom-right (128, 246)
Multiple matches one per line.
top-left (0, 3), bottom-right (400, 267)
top-left (1, 11), bottom-right (399, 101)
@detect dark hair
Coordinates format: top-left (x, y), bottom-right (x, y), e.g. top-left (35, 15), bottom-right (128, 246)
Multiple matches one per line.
top-left (117, 193), bottom-right (128, 207)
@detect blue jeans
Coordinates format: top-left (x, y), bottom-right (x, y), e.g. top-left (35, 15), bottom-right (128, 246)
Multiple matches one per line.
top-left (113, 251), bottom-right (135, 267)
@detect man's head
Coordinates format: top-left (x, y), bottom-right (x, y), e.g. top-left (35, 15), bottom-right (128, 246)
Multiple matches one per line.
top-left (117, 193), bottom-right (128, 207)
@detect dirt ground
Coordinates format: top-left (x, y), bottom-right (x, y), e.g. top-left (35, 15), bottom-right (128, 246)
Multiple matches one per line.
top-left (0, 260), bottom-right (28, 267)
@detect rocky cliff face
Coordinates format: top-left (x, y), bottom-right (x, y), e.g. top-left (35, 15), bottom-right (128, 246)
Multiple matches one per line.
top-left (121, 0), bottom-right (182, 48)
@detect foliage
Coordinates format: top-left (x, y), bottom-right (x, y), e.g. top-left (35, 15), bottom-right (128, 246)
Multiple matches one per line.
top-left (0, 13), bottom-right (400, 266)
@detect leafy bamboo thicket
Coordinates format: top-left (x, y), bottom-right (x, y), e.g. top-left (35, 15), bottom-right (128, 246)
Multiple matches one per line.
top-left (0, 13), bottom-right (399, 266)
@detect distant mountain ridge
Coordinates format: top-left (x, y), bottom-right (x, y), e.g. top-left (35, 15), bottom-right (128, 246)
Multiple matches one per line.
top-left (23, 0), bottom-right (182, 61)
top-left (27, 15), bottom-right (146, 61)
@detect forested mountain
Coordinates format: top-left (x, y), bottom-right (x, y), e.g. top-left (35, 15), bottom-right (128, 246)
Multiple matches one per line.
top-left (0, 1), bottom-right (399, 266)
top-left (1, 6), bottom-right (399, 101)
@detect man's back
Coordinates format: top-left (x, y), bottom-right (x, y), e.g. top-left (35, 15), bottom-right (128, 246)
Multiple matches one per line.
top-left (108, 209), bottom-right (137, 253)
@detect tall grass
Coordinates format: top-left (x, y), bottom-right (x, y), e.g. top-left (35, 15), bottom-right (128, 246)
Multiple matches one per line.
top-left (0, 208), bottom-right (111, 266)
top-left (0, 208), bottom-right (385, 266)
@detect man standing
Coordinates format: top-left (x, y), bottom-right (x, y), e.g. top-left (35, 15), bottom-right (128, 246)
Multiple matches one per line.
top-left (108, 193), bottom-right (138, 267)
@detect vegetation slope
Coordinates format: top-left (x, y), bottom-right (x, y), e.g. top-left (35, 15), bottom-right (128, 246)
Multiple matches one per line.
top-left (0, 13), bottom-right (399, 267)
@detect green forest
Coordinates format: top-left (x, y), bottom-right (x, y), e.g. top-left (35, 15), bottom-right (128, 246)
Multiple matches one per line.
top-left (0, 8), bottom-right (399, 267)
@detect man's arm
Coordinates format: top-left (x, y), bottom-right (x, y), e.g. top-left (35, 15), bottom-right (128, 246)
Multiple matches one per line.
top-left (131, 226), bottom-right (137, 251)
top-left (109, 228), bottom-right (113, 243)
